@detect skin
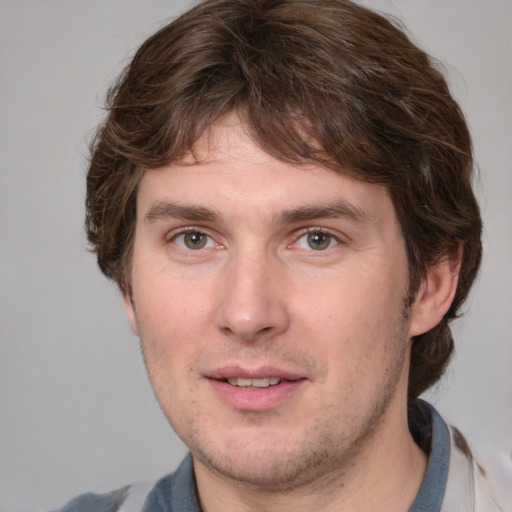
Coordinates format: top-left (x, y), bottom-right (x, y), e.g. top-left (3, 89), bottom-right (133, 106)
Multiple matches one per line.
top-left (124, 114), bottom-right (460, 511)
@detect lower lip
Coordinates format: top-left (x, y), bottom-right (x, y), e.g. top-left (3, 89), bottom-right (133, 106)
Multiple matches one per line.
top-left (208, 379), bottom-right (306, 412)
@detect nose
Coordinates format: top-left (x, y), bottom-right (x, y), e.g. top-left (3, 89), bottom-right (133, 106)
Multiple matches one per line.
top-left (214, 250), bottom-right (291, 342)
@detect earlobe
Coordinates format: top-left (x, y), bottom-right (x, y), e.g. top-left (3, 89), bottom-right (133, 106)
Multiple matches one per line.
top-left (409, 244), bottom-right (463, 337)
top-left (123, 292), bottom-right (140, 336)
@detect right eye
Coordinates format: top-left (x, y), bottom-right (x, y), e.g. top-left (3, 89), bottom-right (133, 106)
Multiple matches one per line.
top-left (294, 230), bottom-right (340, 251)
top-left (172, 231), bottom-right (215, 250)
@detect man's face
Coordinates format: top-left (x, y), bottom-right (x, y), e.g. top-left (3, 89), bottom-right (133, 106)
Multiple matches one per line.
top-left (125, 115), bottom-right (419, 490)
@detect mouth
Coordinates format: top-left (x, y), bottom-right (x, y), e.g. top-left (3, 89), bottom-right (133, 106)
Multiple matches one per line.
top-left (206, 367), bottom-right (306, 411)
top-left (225, 377), bottom-right (282, 388)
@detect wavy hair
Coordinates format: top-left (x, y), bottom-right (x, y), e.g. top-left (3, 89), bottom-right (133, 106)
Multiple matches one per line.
top-left (86, 0), bottom-right (482, 398)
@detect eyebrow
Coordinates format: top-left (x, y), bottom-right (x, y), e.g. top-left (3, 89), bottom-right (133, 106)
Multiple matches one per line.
top-left (144, 202), bottom-right (221, 223)
top-left (144, 199), bottom-right (371, 225)
top-left (275, 200), bottom-right (371, 225)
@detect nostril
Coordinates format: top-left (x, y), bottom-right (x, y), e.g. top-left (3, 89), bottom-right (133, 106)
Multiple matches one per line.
top-left (215, 287), bottom-right (291, 341)
top-left (220, 324), bottom-right (275, 343)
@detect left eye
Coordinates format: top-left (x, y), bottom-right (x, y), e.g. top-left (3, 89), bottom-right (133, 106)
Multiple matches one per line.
top-left (173, 231), bottom-right (215, 250)
top-left (296, 231), bottom-right (339, 251)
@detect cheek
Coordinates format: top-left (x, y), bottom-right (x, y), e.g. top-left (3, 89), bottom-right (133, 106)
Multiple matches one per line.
top-left (137, 291), bottom-right (207, 354)
top-left (131, 274), bottom-right (181, 345)
top-left (134, 283), bottom-right (206, 415)
top-left (295, 265), bottom-right (409, 378)
top-left (297, 263), bottom-right (406, 331)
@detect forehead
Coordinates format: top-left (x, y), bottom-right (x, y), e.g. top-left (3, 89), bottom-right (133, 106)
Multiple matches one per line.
top-left (181, 112), bottom-right (279, 166)
top-left (136, 114), bottom-right (395, 227)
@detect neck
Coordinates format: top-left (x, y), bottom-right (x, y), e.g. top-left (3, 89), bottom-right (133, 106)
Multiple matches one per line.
top-left (194, 394), bottom-right (427, 512)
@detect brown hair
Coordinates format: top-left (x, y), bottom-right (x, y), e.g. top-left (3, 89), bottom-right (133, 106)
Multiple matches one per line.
top-left (86, 0), bottom-right (482, 398)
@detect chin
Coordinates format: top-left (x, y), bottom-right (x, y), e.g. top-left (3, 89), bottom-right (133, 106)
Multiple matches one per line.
top-left (198, 447), bottom-right (331, 490)
top-left (185, 423), bottom-right (346, 491)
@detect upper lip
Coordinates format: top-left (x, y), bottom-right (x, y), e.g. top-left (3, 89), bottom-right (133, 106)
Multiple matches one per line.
top-left (206, 365), bottom-right (305, 381)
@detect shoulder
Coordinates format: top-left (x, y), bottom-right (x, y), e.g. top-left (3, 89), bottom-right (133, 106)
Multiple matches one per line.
top-left (445, 424), bottom-right (512, 511)
top-left (51, 485), bottom-right (131, 512)
top-left (411, 400), bottom-right (511, 512)
top-left (50, 454), bottom-right (199, 512)
top-left (51, 480), bottom-right (164, 512)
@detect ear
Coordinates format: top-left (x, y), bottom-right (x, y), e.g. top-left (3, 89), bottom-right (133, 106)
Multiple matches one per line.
top-left (409, 244), bottom-right (463, 337)
top-left (122, 292), bottom-right (140, 336)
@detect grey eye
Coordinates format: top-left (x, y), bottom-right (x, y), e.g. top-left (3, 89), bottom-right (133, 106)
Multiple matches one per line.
top-left (306, 232), bottom-right (332, 250)
top-left (295, 231), bottom-right (339, 251)
top-left (174, 232), bottom-right (213, 250)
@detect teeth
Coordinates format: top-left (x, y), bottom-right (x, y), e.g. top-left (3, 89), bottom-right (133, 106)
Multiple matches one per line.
top-left (252, 378), bottom-right (270, 388)
top-left (227, 377), bottom-right (281, 388)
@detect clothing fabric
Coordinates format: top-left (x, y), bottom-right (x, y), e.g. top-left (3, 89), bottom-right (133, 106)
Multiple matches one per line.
top-left (51, 400), bottom-right (511, 512)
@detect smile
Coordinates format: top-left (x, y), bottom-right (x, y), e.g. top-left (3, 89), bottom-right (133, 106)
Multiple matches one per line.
top-left (227, 377), bottom-right (281, 388)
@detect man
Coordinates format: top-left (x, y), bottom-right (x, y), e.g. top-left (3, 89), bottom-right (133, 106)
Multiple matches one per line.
top-left (55, 0), bottom-right (510, 510)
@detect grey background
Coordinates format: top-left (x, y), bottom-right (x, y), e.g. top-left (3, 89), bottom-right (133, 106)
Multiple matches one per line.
top-left (1, 1), bottom-right (511, 511)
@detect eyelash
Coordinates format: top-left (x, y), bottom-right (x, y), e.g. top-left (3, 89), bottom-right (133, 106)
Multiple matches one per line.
top-left (167, 228), bottom-right (219, 251)
top-left (292, 228), bottom-right (342, 251)
top-left (166, 226), bottom-right (342, 253)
